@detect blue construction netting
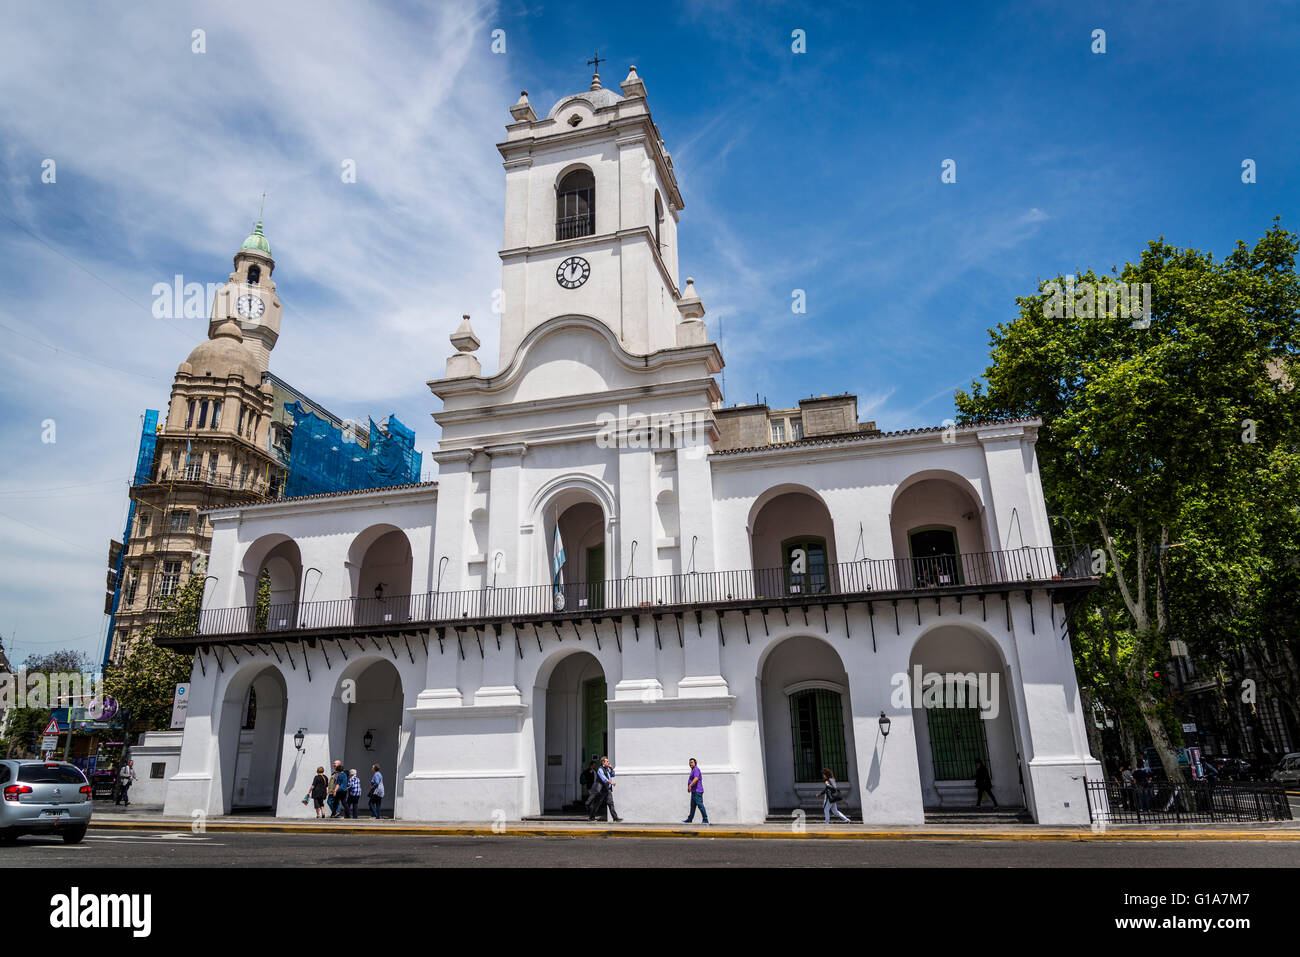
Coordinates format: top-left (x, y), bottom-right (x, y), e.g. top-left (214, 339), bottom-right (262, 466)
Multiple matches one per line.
top-left (282, 401), bottom-right (422, 498)
top-left (133, 409), bottom-right (159, 485)
top-left (104, 409), bottom-right (160, 668)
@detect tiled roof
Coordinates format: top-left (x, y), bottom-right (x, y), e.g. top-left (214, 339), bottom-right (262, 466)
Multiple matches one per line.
top-left (712, 417), bottom-right (1041, 456)
top-left (200, 480), bottom-right (437, 514)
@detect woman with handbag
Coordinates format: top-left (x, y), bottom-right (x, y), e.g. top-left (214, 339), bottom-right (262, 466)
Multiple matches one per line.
top-left (307, 766), bottom-right (329, 818)
top-left (821, 767), bottom-right (851, 823)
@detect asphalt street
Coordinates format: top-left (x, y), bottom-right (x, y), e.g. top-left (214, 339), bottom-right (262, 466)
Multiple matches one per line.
top-left (3, 829), bottom-right (1298, 867)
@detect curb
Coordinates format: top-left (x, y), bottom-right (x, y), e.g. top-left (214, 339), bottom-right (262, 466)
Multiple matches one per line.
top-left (86, 819), bottom-right (1300, 842)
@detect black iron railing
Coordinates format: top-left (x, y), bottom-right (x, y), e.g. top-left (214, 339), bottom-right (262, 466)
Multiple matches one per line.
top-left (165, 545), bottom-right (1092, 640)
top-left (556, 214), bottom-right (595, 240)
top-left (1084, 779), bottom-right (1292, 824)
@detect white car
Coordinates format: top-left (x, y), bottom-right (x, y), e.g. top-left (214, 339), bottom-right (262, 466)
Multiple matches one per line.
top-left (1271, 753), bottom-right (1300, 787)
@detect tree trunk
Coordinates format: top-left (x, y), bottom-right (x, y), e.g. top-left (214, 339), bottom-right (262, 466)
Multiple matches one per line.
top-left (1079, 687), bottom-right (1106, 767)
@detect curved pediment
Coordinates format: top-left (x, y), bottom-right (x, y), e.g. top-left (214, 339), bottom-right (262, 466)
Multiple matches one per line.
top-left (431, 314), bottom-right (721, 407)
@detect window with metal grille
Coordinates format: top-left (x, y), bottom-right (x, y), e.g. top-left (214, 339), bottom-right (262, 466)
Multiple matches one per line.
top-left (789, 688), bottom-right (848, 782)
top-left (927, 704), bottom-right (990, 780)
top-left (556, 169), bottom-right (595, 239)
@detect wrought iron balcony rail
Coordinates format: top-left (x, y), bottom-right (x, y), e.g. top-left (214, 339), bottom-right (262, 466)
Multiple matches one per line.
top-left (134, 465), bottom-right (278, 495)
top-left (165, 545), bottom-right (1093, 640)
top-left (556, 214), bottom-right (595, 240)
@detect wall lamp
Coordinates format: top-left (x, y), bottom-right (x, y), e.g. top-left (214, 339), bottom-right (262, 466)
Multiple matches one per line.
top-left (879, 711), bottom-right (891, 739)
top-left (294, 728), bottom-right (307, 752)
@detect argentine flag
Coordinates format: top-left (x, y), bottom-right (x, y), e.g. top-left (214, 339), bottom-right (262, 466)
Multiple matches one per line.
top-left (552, 525), bottom-right (566, 586)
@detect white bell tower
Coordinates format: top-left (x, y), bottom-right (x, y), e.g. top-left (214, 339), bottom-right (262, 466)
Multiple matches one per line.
top-left (496, 65), bottom-right (699, 368)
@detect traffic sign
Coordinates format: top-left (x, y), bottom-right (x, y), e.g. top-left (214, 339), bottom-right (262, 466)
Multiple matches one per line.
top-left (43, 717), bottom-right (61, 735)
top-left (41, 735), bottom-right (59, 751)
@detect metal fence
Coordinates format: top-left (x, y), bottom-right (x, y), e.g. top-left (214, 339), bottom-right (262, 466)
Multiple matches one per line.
top-left (168, 544), bottom-right (1091, 639)
top-left (1084, 779), bottom-right (1293, 824)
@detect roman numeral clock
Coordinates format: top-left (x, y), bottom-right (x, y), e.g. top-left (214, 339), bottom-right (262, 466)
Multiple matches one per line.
top-left (556, 256), bottom-right (590, 289)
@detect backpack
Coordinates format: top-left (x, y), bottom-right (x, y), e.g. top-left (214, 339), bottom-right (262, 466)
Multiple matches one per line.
top-left (825, 780), bottom-right (841, 802)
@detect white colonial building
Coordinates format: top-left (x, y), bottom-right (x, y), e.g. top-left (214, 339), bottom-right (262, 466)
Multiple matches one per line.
top-left (161, 67), bottom-right (1101, 825)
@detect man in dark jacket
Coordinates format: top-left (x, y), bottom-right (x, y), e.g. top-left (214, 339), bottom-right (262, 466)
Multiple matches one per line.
top-left (974, 759), bottom-right (998, 807)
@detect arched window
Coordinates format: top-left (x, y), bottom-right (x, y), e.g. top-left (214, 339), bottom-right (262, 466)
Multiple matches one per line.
top-left (789, 688), bottom-right (848, 782)
top-left (556, 169), bottom-right (595, 240)
top-left (246, 264), bottom-right (261, 286)
top-left (654, 190), bottom-right (664, 252)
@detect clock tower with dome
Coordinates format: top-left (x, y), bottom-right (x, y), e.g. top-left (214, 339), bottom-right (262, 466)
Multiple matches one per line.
top-left (207, 219), bottom-right (284, 373)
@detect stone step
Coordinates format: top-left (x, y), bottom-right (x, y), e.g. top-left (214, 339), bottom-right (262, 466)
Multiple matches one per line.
top-left (923, 805), bottom-right (1032, 824)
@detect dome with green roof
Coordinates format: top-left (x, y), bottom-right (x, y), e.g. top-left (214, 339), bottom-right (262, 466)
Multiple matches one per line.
top-left (239, 221), bottom-right (271, 255)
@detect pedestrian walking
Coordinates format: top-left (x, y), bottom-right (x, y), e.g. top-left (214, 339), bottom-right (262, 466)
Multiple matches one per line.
top-left (1120, 764), bottom-right (1136, 811)
top-left (821, 767), bottom-right (850, 823)
top-left (681, 757), bottom-right (709, 824)
top-left (115, 760), bottom-right (137, 806)
top-left (368, 764), bottom-right (384, 819)
top-left (580, 760), bottom-right (597, 802)
top-left (974, 758), bottom-right (998, 808)
top-left (345, 768), bottom-right (362, 819)
top-left (329, 759), bottom-right (348, 818)
top-left (308, 766), bottom-right (329, 818)
top-left (589, 755), bottom-right (623, 822)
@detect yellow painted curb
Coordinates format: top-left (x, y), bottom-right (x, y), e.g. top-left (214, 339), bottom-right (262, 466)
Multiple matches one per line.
top-left (86, 819), bottom-right (1300, 842)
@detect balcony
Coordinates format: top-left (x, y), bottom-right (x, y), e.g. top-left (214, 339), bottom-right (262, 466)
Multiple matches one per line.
top-left (156, 546), bottom-right (1096, 646)
top-left (135, 465), bottom-right (279, 496)
top-left (556, 214), bottom-right (594, 240)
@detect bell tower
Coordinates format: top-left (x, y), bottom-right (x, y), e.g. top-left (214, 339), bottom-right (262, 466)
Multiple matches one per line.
top-left (496, 65), bottom-right (700, 367)
top-left (207, 219), bottom-right (283, 373)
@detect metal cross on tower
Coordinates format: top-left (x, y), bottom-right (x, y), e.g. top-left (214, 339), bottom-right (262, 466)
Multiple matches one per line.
top-left (587, 52), bottom-right (604, 74)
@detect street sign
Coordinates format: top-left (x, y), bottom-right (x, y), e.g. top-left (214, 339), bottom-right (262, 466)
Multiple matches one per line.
top-left (41, 735), bottom-right (59, 751)
top-left (43, 717), bottom-right (61, 736)
top-left (170, 683), bottom-right (189, 729)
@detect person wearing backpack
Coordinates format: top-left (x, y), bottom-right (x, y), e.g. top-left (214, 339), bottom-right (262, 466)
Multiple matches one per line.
top-left (330, 760), bottom-right (349, 819)
top-left (821, 767), bottom-right (850, 823)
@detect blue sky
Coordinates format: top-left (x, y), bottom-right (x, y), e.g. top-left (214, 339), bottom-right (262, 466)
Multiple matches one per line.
top-left (0, 0), bottom-right (1295, 664)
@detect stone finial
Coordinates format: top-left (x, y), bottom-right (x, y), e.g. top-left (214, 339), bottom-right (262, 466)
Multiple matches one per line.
top-left (620, 65), bottom-right (646, 98)
top-left (510, 90), bottom-right (537, 123)
top-left (590, 72), bottom-right (603, 91)
top-left (451, 314), bottom-right (480, 353)
top-left (677, 277), bottom-right (705, 320)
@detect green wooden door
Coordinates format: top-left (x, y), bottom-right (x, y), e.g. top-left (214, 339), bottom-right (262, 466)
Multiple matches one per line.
top-left (585, 544), bottom-right (605, 610)
top-left (583, 677), bottom-right (607, 766)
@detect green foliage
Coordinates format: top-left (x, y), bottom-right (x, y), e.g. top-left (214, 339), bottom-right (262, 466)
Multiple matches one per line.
top-left (254, 568), bottom-right (271, 632)
top-left (955, 221), bottom-right (1300, 775)
top-left (101, 576), bottom-right (203, 730)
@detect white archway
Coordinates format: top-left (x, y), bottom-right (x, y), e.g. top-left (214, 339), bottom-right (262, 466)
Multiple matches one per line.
top-left (908, 623), bottom-right (1023, 809)
top-left (757, 635), bottom-right (859, 813)
top-left (216, 662), bottom-right (288, 813)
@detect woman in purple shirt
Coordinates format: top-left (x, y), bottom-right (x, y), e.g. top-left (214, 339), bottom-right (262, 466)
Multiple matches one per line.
top-left (682, 758), bottom-right (710, 824)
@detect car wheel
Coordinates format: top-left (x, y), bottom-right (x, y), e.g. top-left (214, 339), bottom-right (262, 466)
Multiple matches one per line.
top-left (62, 825), bottom-right (87, 844)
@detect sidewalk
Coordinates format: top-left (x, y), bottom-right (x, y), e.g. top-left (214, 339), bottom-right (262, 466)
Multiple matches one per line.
top-left (88, 804), bottom-right (1300, 841)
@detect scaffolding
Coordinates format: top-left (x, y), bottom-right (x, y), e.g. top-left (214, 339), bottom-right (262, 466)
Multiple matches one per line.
top-left (281, 401), bottom-right (422, 498)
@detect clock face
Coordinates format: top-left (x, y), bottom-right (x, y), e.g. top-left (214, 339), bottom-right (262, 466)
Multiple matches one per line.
top-left (236, 294), bottom-right (266, 319)
top-left (556, 256), bottom-right (591, 289)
